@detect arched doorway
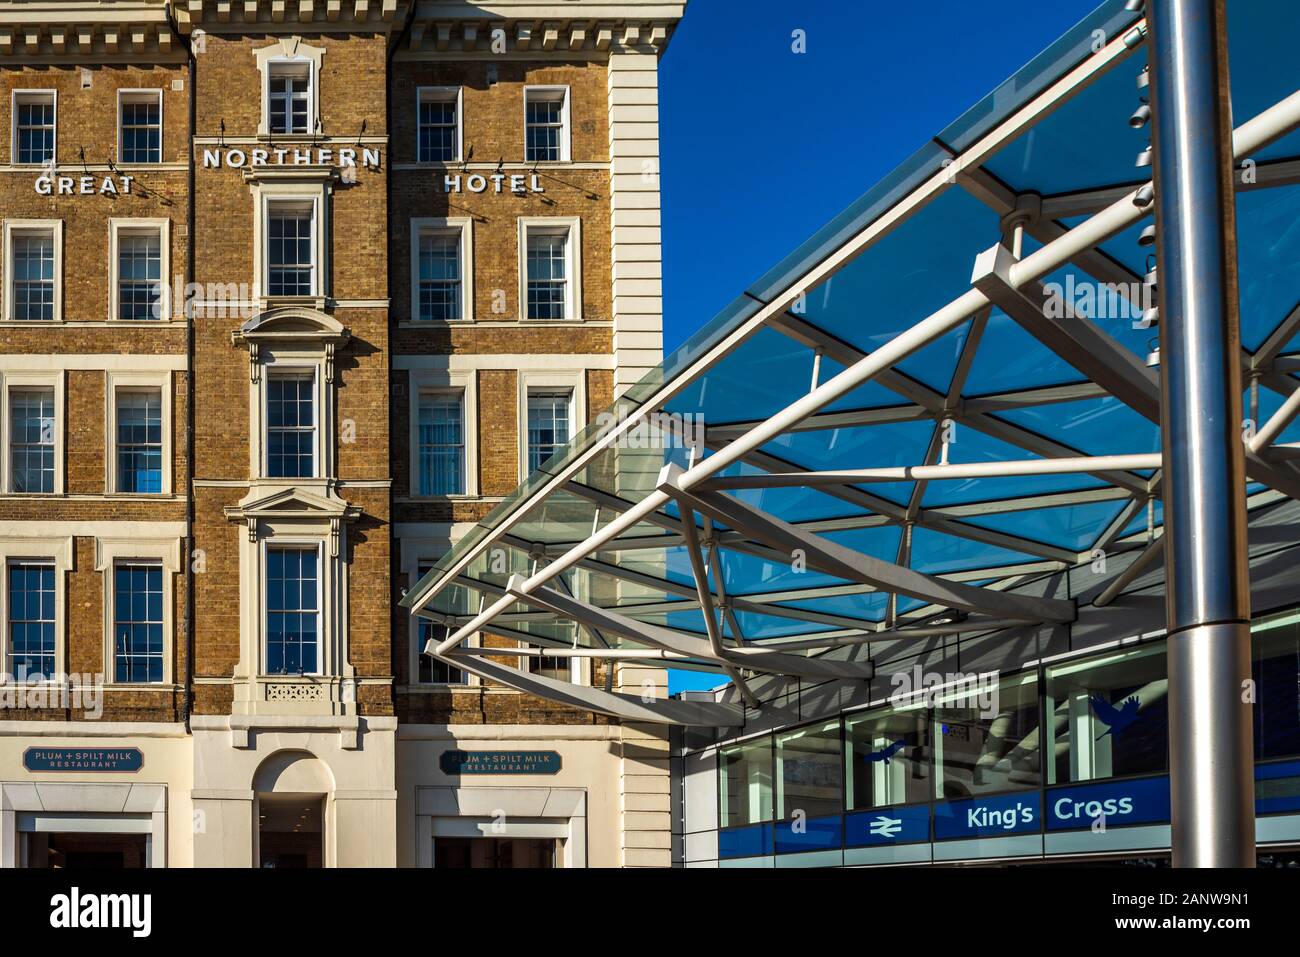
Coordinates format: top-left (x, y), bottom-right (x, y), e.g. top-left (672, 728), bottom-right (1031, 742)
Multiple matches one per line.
top-left (252, 750), bottom-right (333, 868)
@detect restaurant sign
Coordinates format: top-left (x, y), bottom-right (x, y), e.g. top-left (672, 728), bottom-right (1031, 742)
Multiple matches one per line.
top-left (24, 747), bottom-right (144, 773)
top-left (439, 749), bottom-right (562, 775)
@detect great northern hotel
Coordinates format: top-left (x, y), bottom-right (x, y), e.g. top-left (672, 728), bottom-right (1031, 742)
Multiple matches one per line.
top-left (0, 0), bottom-right (682, 868)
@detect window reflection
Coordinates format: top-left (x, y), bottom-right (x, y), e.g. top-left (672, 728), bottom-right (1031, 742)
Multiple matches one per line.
top-left (775, 720), bottom-right (841, 820)
top-left (846, 705), bottom-right (930, 809)
top-left (1253, 613), bottom-right (1300, 761)
top-left (1045, 643), bottom-right (1168, 784)
top-left (934, 674), bottom-right (1040, 798)
top-left (720, 738), bottom-right (772, 827)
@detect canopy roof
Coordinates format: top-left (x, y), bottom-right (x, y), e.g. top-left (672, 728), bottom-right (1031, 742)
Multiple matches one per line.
top-left (403, 0), bottom-right (1300, 725)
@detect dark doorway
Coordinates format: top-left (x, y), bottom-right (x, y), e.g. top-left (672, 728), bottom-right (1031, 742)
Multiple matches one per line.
top-left (258, 796), bottom-right (324, 868)
top-left (434, 837), bottom-right (557, 868)
top-left (25, 832), bottom-right (148, 868)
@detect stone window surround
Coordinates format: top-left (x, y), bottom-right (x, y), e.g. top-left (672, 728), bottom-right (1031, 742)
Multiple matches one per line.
top-left (408, 216), bottom-right (474, 324)
top-left (522, 85), bottom-right (571, 163)
top-left (415, 785), bottom-right (586, 868)
top-left (2, 219), bottom-right (63, 324)
top-left (408, 367), bottom-right (478, 499)
top-left (95, 536), bottom-right (181, 688)
top-left (517, 367), bottom-right (585, 484)
top-left (107, 217), bottom-right (172, 323)
top-left (9, 88), bottom-right (56, 167)
top-left (516, 216), bottom-right (583, 323)
top-left (116, 88), bottom-right (163, 165)
top-left (253, 37), bottom-right (325, 139)
top-left (247, 173), bottom-right (333, 304)
top-left (0, 369), bottom-right (65, 495)
top-left (251, 349), bottom-right (332, 482)
top-left (104, 370), bottom-right (174, 496)
top-left (414, 85), bottom-right (463, 164)
top-left (0, 535), bottom-right (73, 683)
top-left (0, 781), bottom-right (167, 868)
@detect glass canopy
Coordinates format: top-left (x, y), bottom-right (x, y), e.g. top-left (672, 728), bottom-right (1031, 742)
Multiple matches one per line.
top-left (403, 0), bottom-right (1300, 724)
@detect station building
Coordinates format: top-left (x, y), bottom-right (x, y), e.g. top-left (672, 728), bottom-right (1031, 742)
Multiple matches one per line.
top-left (0, 0), bottom-right (683, 868)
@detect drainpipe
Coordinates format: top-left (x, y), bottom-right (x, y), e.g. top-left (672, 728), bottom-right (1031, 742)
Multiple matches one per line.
top-left (166, 5), bottom-right (197, 733)
top-left (1148, 0), bottom-right (1255, 867)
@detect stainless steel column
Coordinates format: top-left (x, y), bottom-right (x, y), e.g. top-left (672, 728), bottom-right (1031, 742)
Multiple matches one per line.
top-left (1149, 0), bottom-right (1255, 867)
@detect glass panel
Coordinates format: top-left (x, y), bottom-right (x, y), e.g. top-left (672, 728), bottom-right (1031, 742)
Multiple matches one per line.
top-left (719, 736), bottom-right (773, 827)
top-left (1253, 612), bottom-right (1300, 762)
top-left (1045, 642), bottom-right (1168, 785)
top-left (527, 391), bottom-right (571, 473)
top-left (418, 93), bottom-right (458, 162)
top-left (266, 372), bottom-right (315, 478)
top-left (113, 562), bottom-right (163, 683)
top-left (269, 68), bottom-right (310, 134)
top-left (775, 720), bottom-right (842, 820)
top-left (415, 562), bottom-right (464, 684)
top-left (266, 546), bottom-right (319, 675)
top-left (524, 92), bottom-right (563, 162)
top-left (934, 672), bottom-right (1040, 799)
top-left (116, 390), bottom-right (163, 493)
top-left (117, 232), bottom-right (163, 320)
top-left (11, 233), bottom-right (55, 321)
top-left (417, 231), bottom-right (461, 321)
top-left (7, 562), bottom-right (55, 679)
top-left (846, 704), bottom-right (931, 809)
top-left (9, 389), bottom-right (55, 493)
top-left (418, 392), bottom-right (464, 495)
top-left (526, 230), bottom-right (568, 320)
top-left (16, 96), bottom-right (55, 164)
top-left (267, 207), bottom-right (314, 296)
top-left (120, 97), bottom-right (161, 163)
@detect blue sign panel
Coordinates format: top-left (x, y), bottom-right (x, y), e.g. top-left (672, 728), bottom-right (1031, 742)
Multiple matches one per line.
top-left (1046, 776), bottom-right (1170, 831)
top-left (774, 814), bottom-right (842, 854)
top-left (933, 791), bottom-right (1039, 840)
top-left (1256, 759), bottom-right (1300, 815)
top-left (844, 804), bottom-right (931, 847)
top-left (719, 823), bottom-right (773, 859)
top-left (23, 748), bottom-right (143, 773)
top-left (438, 750), bottom-right (561, 775)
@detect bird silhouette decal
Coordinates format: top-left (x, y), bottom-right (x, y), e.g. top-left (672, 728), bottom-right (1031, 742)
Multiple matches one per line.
top-left (1090, 694), bottom-right (1142, 740)
top-left (865, 740), bottom-right (908, 764)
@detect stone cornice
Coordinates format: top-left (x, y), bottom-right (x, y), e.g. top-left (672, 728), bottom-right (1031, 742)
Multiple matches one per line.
top-left (174, 0), bottom-right (411, 32)
top-left (0, 1), bottom-right (183, 60)
top-left (405, 0), bottom-right (684, 55)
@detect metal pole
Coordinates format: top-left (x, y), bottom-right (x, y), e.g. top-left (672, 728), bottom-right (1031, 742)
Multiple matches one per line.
top-left (1148, 0), bottom-right (1255, 867)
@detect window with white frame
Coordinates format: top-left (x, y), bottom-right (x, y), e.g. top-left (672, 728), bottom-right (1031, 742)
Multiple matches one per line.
top-left (410, 218), bottom-right (471, 323)
top-left (417, 87), bottom-right (461, 163)
top-left (268, 61), bottom-right (312, 135)
top-left (518, 219), bottom-right (580, 322)
top-left (12, 91), bottom-right (55, 165)
top-left (266, 201), bottom-right (316, 296)
top-left (9, 388), bottom-right (55, 493)
top-left (266, 370), bottom-right (317, 479)
top-left (112, 561), bottom-right (164, 683)
top-left (526, 390), bottom-right (572, 474)
top-left (7, 561), bottom-right (55, 680)
top-left (414, 561), bottom-right (464, 684)
top-left (118, 90), bottom-right (162, 164)
top-left (6, 224), bottom-right (58, 322)
top-left (265, 544), bottom-right (320, 675)
top-left (115, 390), bottom-right (164, 494)
top-left (524, 87), bottom-right (569, 162)
top-left (113, 224), bottom-right (165, 321)
top-left (417, 390), bottom-right (465, 496)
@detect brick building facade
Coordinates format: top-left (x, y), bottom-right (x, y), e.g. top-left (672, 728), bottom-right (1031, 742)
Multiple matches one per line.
top-left (0, 0), bottom-right (682, 868)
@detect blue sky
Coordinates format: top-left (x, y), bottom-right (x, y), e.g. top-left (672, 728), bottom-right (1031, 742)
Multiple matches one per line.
top-left (655, 0), bottom-right (1102, 695)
